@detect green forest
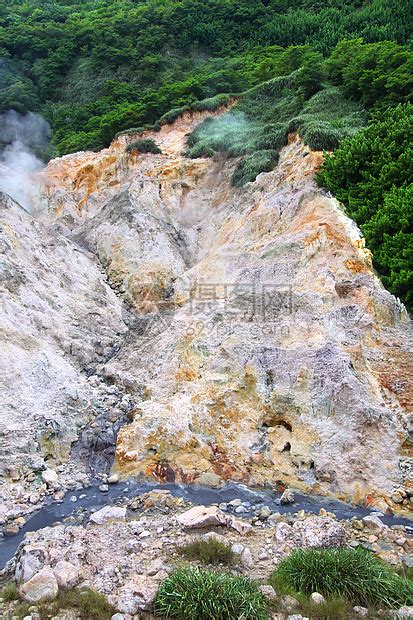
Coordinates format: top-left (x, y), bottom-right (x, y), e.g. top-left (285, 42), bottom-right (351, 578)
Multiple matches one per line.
top-left (0, 0), bottom-right (412, 306)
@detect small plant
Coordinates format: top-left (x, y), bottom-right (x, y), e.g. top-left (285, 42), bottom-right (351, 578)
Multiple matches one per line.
top-left (47, 588), bottom-right (117, 620)
top-left (270, 547), bottom-right (413, 608)
top-left (232, 150), bottom-right (279, 187)
top-left (154, 566), bottom-right (268, 619)
top-left (126, 138), bottom-right (162, 154)
top-left (1, 581), bottom-right (19, 602)
top-left (178, 536), bottom-right (234, 565)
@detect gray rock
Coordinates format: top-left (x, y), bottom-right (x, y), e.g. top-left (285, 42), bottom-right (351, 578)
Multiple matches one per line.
top-left (260, 584), bottom-right (277, 601)
top-left (231, 543), bottom-right (245, 555)
top-left (53, 561), bottom-right (79, 588)
top-left (353, 606), bottom-right (369, 617)
top-left (89, 506), bottom-right (127, 524)
top-left (19, 567), bottom-right (58, 603)
top-left (362, 515), bottom-right (387, 531)
top-left (280, 595), bottom-right (300, 613)
top-left (310, 592), bottom-right (325, 605)
top-left (241, 547), bottom-right (254, 569)
top-left (280, 489), bottom-right (295, 505)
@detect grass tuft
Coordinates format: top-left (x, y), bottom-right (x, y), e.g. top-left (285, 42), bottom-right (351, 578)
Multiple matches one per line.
top-left (47, 588), bottom-right (117, 620)
top-left (1, 582), bottom-right (19, 602)
top-left (270, 547), bottom-right (413, 608)
top-left (177, 537), bottom-right (234, 565)
top-left (126, 138), bottom-right (162, 154)
top-left (154, 566), bottom-right (268, 619)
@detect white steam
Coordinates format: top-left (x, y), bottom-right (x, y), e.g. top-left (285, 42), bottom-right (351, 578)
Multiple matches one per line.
top-left (0, 110), bottom-right (51, 211)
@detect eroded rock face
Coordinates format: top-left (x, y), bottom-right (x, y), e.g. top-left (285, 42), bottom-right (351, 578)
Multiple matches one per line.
top-left (0, 192), bottom-right (127, 493)
top-left (1, 106), bottom-right (412, 511)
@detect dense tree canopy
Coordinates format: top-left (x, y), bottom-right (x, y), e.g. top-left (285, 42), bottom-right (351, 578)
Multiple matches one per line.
top-left (317, 105), bottom-right (413, 307)
top-left (0, 0), bottom-right (412, 307)
top-left (0, 0), bottom-right (411, 153)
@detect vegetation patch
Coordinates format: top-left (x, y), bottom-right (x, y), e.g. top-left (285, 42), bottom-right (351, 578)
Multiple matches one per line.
top-left (154, 566), bottom-right (268, 619)
top-left (317, 103), bottom-right (412, 309)
top-left (185, 68), bottom-right (366, 186)
top-left (177, 536), bottom-right (234, 565)
top-left (1, 582), bottom-right (19, 602)
top-left (270, 547), bottom-right (413, 608)
top-left (126, 138), bottom-right (162, 154)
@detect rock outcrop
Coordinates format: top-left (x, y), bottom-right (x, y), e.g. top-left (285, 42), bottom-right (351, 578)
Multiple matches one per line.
top-left (0, 106), bottom-right (412, 512)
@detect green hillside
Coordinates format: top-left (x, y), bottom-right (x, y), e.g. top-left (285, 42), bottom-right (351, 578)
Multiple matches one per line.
top-left (0, 0), bottom-right (412, 306)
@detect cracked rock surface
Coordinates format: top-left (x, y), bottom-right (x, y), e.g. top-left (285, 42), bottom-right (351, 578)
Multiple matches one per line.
top-left (0, 107), bottom-right (412, 516)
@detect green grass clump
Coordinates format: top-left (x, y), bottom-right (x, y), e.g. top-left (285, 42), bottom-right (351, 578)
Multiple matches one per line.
top-left (0, 584), bottom-right (116, 620)
top-left (232, 150), bottom-right (279, 187)
top-left (178, 537), bottom-right (234, 565)
top-left (299, 120), bottom-right (342, 150)
top-left (185, 143), bottom-right (215, 158)
top-left (191, 93), bottom-right (232, 112)
top-left (126, 138), bottom-right (162, 154)
top-left (47, 588), bottom-right (117, 620)
top-left (270, 547), bottom-right (413, 608)
top-left (154, 566), bottom-right (268, 620)
top-left (1, 582), bottom-right (19, 602)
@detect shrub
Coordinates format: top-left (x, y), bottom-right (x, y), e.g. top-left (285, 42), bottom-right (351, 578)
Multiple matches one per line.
top-left (232, 150), bottom-right (279, 187)
top-left (154, 567), bottom-right (268, 620)
top-left (177, 537), bottom-right (234, 565)
top-left (126, 139), bottom-right (162, 154)
top-left (299, 121), bottom-right (342, 150)
top-left (185, 143), bottom-right (215, 158)
top-left (270, 547), bottom-right (413, 608)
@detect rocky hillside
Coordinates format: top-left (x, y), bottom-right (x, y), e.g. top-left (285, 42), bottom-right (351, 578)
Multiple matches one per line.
top-left (0, 107), bottom-right (412, 522)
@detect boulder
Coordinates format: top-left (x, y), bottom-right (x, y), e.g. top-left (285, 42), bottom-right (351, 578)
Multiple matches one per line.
top-left (310, 592), bottom-right (325, 605)
top-left (353, 606), bottom-right (369, 617)
top-left (177, 505), bottom-right (251, 533)
top-left (241, 547), bottom-right (254, 569)
top-left (280, 595), bottom-right (300, 613)
top-left (293, 516), bottom-right (346, 548)
top-left (89, 506), bottom-right (127, 524)
top-left (260, 584), bottom-right (277, 601)
top-left (15, 545), bottom-right (48, 584)
top-left (275, 522), bottom-right (293, 543)
top-left (395, 606), bottom-right (413, 618)
top-left (229, 516), bottom-right (253, 534)
top-left (117, 576), bottom-right (158, 613)
top-left (53, 561), bottom-right (80, 588)
top-left (177, 505), bottom-right (227, 529)
top-left (42, 469), bottom-right (59, 486)
top-left (362, 515), bottom-right (387, 531)
top-left (19, 567), bottom-right (58, 603)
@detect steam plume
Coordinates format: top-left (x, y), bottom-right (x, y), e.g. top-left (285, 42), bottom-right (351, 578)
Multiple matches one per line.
top-left (0, 110), bottom-right (51, 211)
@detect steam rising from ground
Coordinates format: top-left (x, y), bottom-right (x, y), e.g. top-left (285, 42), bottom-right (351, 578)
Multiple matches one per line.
top-left (0, 110), bottom-right (51, 211)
